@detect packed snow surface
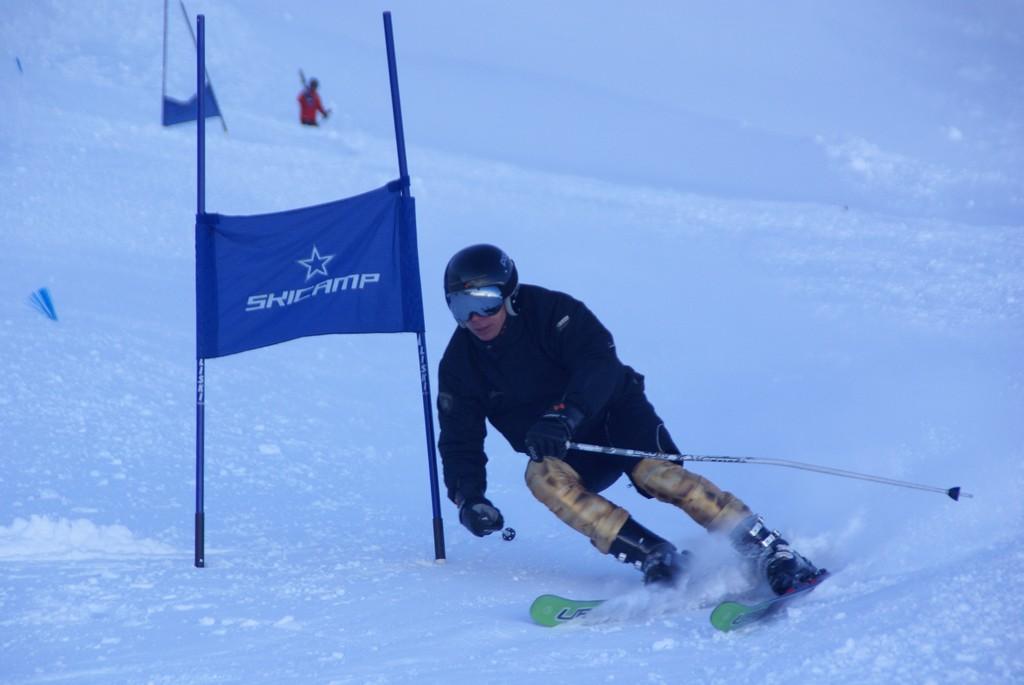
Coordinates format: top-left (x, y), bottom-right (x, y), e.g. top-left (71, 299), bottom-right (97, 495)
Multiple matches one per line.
top-left (2, 1), bottom-right (1022, 683)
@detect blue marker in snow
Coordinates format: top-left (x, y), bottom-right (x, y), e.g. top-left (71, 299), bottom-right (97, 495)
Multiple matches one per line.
top-left (29, 287), bottom-right (58, 321)
top-left (16, 57), bottom-right (23, 73)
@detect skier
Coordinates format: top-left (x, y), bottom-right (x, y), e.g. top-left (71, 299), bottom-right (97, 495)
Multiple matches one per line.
top-left (437, 244), bottom-right (821, 594)
top-left (297, 77), bottom-right (330, 126)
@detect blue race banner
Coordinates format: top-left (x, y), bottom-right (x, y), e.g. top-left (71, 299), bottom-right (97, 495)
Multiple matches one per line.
top-left (196, 181), bottom-right (424, 358)
top-left (162, 83), bottom-right (221, 126)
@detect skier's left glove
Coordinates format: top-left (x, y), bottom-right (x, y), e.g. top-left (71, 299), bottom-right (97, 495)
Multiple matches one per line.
top-left (524, 403), bottom-right (584, 461)
top-left (458, 496), bottom-right (505, 537)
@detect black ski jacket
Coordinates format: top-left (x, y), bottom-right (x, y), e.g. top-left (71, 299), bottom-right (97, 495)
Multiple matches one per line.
top-left (437, 284), bottom-right (634, 503)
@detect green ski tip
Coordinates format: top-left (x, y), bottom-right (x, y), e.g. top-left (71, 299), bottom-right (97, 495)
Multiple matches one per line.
top-left (709, 601), bottom-right (751, 632)
top-left (709, 570), bottom-right (831, 632)
top-left (529, 594), bottom-right (604, 627)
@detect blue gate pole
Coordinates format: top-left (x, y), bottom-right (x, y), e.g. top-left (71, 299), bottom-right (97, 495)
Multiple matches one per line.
top-left (383, 11), bottom-right (446, 561)
top-left (194, 13), bottom-right (207, 568)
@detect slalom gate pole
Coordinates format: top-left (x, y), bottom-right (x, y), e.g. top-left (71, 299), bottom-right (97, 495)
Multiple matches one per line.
top-left (383, 11), bottom-right (446, 561)
top-left (193, 13), bottom-right (207, 568)
top-left (567, 442), bottom-right (972, 501)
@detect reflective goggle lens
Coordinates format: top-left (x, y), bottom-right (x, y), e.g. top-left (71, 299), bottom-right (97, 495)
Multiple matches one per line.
top-left (446, 286), bottom-right (504, 323)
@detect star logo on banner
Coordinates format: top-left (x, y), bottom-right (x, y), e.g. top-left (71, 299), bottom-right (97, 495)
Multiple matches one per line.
top-left (297, 245), bottom-right (335, 282)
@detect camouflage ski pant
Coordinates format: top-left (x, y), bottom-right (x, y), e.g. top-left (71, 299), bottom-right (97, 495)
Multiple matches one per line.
top-left (522, 370), bottom-right (751, 552)
top-left (525, 456), bottom-right (752, 553)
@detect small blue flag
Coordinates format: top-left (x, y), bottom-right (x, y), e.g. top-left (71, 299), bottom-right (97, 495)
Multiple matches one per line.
top-left (29, 287), bottom-right (58, 321)
top-left (162, 83), bottom-right (221, 126)
top-left (196, 181), bottom-right (424, 358)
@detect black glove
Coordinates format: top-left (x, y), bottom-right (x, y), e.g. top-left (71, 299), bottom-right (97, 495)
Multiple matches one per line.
top-left (524, 403), bottom-right (584, 462)
top-left (458, 496), bottom-right (505, 537)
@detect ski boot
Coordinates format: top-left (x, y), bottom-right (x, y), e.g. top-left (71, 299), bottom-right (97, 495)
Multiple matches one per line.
top-left (730, 514), bottom-right (820, 595)
top-left (608, 517), bottom-right (690, 587)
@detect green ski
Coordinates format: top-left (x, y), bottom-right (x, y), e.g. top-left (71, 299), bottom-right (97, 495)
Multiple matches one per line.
top-left (529, 594), bottom-right (605, 627)
top-left (710, 570), bottom-right (830, 632)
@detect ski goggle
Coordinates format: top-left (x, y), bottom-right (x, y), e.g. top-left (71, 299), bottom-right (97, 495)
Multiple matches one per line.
top-left (446, 286), bottom-right (505, 323)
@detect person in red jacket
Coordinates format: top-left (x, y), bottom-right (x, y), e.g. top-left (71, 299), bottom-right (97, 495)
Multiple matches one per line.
top-left (298, 78), bottom-right (330, 126)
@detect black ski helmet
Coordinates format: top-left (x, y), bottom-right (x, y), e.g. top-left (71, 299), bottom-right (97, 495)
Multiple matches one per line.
top-left (443, 244), bottom-right (518, 299)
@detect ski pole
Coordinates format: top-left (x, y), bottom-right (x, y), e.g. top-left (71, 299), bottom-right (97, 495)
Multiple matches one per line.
top-left (567, 442), bottom-right (972, 501)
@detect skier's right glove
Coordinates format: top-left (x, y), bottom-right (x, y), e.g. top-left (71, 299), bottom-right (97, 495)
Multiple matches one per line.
top-left (458, 496), bottom-right (505, 537)
top-left (524, 403), bottom-right (584, 461)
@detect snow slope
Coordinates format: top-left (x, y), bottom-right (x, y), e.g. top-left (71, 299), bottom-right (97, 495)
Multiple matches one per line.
top-left (2, 2), bottom-right (1022, 683)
